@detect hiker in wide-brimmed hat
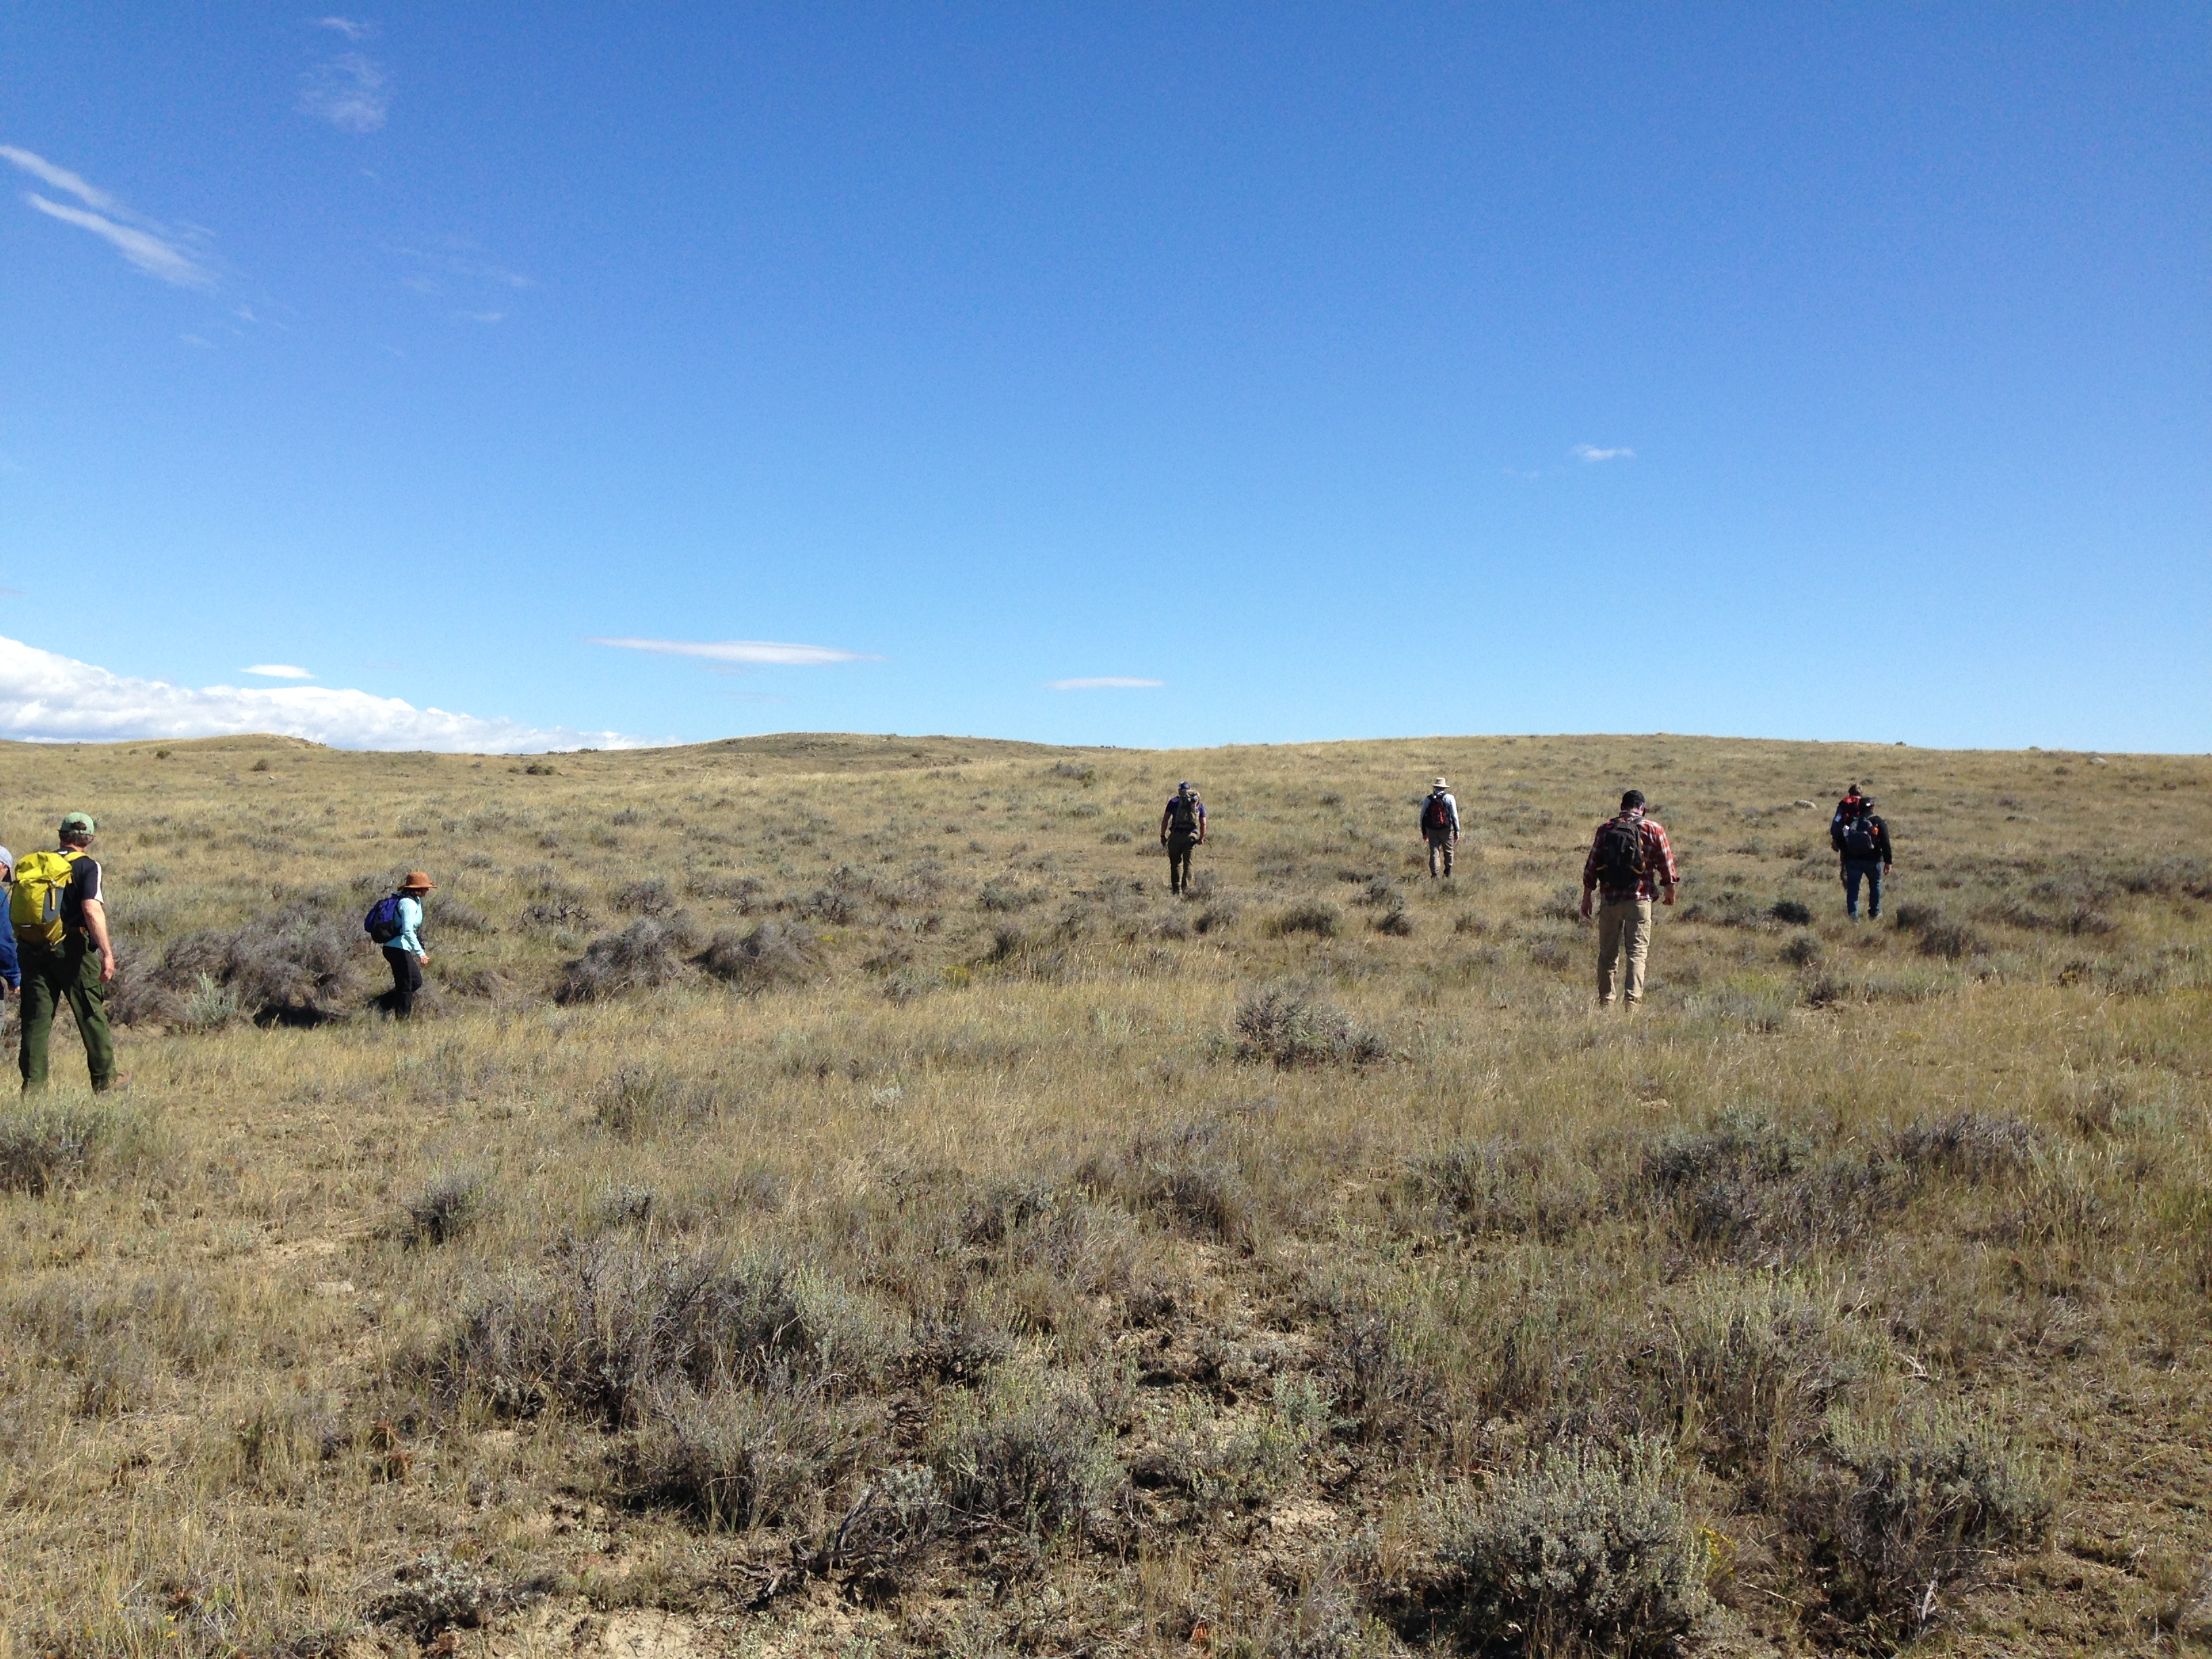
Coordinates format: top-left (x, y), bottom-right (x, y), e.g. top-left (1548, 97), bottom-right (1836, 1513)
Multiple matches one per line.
top-left (1419, 777), bottom-right (1461, 878)
top-left (372, 872), bottom-right (436, 1020)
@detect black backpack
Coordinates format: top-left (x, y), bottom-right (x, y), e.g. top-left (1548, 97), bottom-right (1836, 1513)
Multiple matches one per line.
top-left (1166, 793), bottom-right (1200, 834)
top-left (1421, 792), bottom-right (1452, 834)
top-left (1841, 815), bottom-right (1880, 859)
top-left (1595, 817), bottom-right (1647, 888)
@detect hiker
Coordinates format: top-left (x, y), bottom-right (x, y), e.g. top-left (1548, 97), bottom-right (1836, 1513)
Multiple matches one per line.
top-left (1830, 792), bottom-right (1894, 920)
top-left (1159, 781), bottom-right (1207, 895)
top-left (1579, 790), bottom-right (1679, 1008)
top-left (14, 813), bottom-right (116, 1091)
top-left (0, 845), bottom-right (18, 1002)
top-left (369, 872), bottom-right (434, 1019)
top-left (1829, 783), bottom-right (1868, 847)
top-left (1418, 777), bottom-right (1461, 878)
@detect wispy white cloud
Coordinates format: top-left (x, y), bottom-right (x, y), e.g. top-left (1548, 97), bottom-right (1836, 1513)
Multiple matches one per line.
top-left (316, 16), bottom-right (374, 39)
top-left (0, 634), bottom-right (650, 753)
top-left (1048, 676), bottom-right (1165, 691)
top-left (22, 194), bottom-right (215, 288)
top-left (0, 144), bottom-right (116, 211)
top-left (590, 638), bottom-right (880, 666)
top-left (394, 245), bottom-right (535, 290)
top-left (1572, 443), bottom-right (1635, 463)
top-left (2, 148), bottom-right (216, 289)
top-left (245, 663), bottom-right (314, 679)
top-left (299, 52), bottom-right (389, 132)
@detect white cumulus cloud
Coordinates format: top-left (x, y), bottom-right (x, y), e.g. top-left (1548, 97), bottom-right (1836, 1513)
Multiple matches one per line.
top-left (0, 634), bottom-right (651, 753)
top-left (590, 637), bottom-right (880, 666)
top-left (1048, 676), bottom-right (1165, 691)
top-left (245, 663), bottom-right (314, 679)
top-left (2, 147), bottom-right (216, 289)
top-left (1572, 443), bottom-right (1635, 462)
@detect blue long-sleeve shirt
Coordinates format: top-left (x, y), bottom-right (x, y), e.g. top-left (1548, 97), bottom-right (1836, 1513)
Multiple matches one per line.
top-left (0, 916), bottom-right (17, 991)
top-left (393, 895), bottom-right (426, 956)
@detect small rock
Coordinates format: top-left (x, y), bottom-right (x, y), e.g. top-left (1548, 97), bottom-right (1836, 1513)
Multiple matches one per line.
top-left (1792, 800), bottom-right (1814, 808)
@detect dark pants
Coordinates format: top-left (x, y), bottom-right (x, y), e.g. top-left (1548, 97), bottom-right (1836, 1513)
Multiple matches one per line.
top-left (1427, 832), bottom-right (1456, 878)
top-left (383, 946), bottom-right (424, 1018)
top-left (20, 938), bottom-right (115, 1092)
top-left (1843, 859), bottom-right (1885, 918)
top-left (1166, 834), bottom-right (1197, 893)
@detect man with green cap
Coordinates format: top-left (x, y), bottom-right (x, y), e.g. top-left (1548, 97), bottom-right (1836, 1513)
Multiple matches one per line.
top-left (14, 811), bottom-right (117, 1092)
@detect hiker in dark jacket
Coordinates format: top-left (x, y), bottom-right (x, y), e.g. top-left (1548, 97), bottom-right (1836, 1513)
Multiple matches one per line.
top-left (1159, 782), bottom-right (1207, 895)
top-left (1579, 790), bottom-right (1679, 1007)
top-left (1831, 796), bottom-right (1893, 920)
top-left (1419, 777), bottom-right (1460, 878)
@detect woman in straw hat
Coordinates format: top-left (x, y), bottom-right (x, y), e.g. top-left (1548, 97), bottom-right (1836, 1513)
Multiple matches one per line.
top-left (384, 872), bottom-right (435, 1020)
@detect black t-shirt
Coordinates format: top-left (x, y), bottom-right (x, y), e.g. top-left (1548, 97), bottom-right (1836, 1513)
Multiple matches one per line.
top-left (62, 853), bottom-right (102, 934)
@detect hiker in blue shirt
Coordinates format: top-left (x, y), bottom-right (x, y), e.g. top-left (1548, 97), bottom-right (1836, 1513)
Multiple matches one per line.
top-left (0, 846), bottom-right (18, 998)
top-left (382, 871), bottom-right (434, 1019)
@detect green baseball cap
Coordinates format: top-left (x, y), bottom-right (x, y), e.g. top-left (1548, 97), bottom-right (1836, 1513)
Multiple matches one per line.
top-left (59, 811), bottom-right (96, 836)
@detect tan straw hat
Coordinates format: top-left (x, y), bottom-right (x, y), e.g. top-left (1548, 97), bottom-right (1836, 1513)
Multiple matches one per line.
top-left (401, 872), bottom-right (436, 892)
top-left (1433, 777), bottom-right (1448, 789)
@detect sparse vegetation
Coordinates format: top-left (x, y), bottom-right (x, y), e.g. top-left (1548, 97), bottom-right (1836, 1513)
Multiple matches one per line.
top-left (0, 731), bottom-right (2203, 1656)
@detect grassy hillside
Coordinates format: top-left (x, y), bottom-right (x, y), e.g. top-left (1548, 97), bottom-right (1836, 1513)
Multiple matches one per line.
top-left (1, 731), bottom-right (2207, 1658)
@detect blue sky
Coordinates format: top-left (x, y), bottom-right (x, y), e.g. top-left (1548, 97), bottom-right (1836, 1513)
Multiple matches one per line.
top-left (1, 5), bottom-right (2204, 752)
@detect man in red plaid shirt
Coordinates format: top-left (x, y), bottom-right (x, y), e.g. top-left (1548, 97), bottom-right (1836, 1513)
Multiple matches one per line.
top-left (1579, 789), bottom-right (1680, 1007)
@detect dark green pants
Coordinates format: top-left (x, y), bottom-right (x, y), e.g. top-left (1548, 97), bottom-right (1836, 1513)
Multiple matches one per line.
top-left (19, 939), bottom-right (115, 1092)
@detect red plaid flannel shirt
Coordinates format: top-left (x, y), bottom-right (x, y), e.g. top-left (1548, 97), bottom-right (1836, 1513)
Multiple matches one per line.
top-left (1582, 811), bottom-right (1679, 901)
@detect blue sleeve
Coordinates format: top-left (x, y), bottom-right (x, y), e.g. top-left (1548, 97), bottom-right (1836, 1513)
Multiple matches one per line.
top-left (394, 897), bottom-right (424, 955)
top-left (0, 924), bottom-right (16, 989)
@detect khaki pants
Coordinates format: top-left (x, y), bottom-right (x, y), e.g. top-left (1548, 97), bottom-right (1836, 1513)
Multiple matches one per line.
top-left (1596, 897), bottom-right (1653, 1005)
top-left (1426, 832), bottom-right (1455, 877)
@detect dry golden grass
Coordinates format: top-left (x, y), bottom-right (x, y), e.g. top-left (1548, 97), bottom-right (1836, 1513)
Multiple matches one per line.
top-left (0, 730), bottom-right (2207, 1658)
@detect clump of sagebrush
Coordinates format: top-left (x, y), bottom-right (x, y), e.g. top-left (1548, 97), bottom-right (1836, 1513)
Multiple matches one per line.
top-left (933, 1366), bottom-right (1125, 1538)
top-left (612, 1378), bottom-right (883, 1532)
top-left (555, 915), bottom-right (702, 1003)
top-left (1769, 898), bottom-right (1814, 926)
top-left (1635, 1107), bottom-right (1897, 1258)
top-left (1232, 987), bottom-right (1392, 1068)
top-left (1433, 1437), bottom-right (1709, 1657)
top-left (400, 1170), bottom-right (489, 1247)
top-left (1792, 1408), bottom-right (2050, 1648)
top-left (699, 919), bottom-right (818, 996)
top-left (590, 1066), bottom-right (729, 1139)
top-left (1885, 1111), bottom-right (2036, 1180)
top-left (1642, 1272), bottom-right (1889, 1482)
top-left (1265, 900), bottom-right (1342, 939)
top-left (424, 1239), bottom-right (901, 1428)
top-left (114, 901), bottom-right (366, 1026)
top-left (613, 877), bottom-right (678, 916)
top-left (1075, 1120), bottom-right (1256, 1249)
top-left (1411, 1136), bottom-right (1592, 1241)
top-left (0, 1099), bottom-right (161, 1196)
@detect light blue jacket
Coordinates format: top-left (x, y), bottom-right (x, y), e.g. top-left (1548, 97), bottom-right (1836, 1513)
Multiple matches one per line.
top-left (394, 895), bottom-right (426, 957)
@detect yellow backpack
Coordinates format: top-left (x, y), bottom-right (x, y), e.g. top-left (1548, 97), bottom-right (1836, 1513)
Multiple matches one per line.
top-left (11, 850), bottom-right (85, 949)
